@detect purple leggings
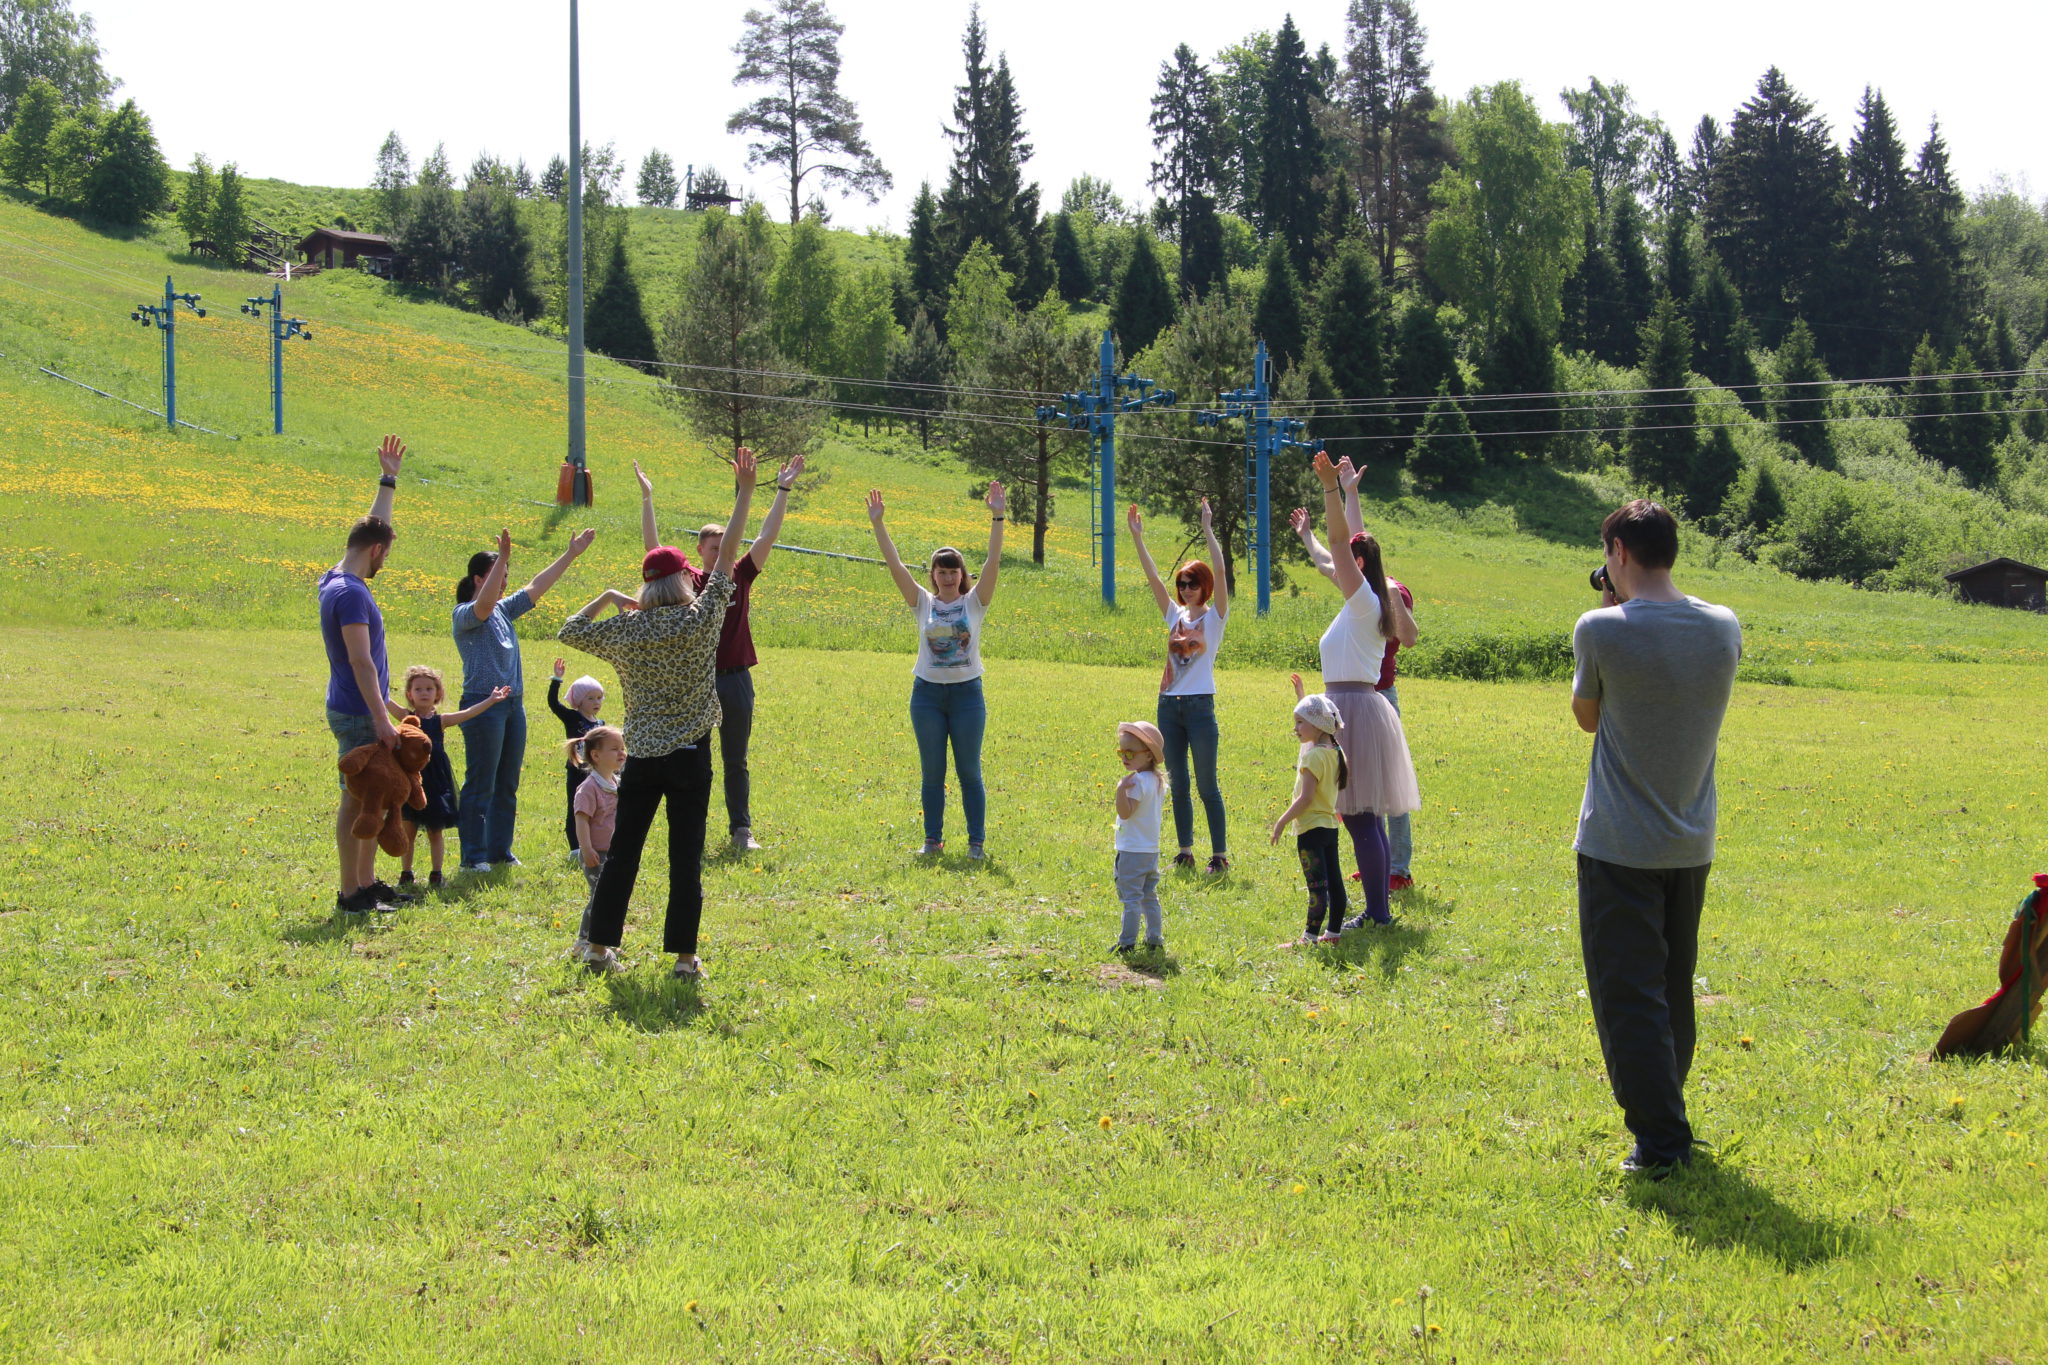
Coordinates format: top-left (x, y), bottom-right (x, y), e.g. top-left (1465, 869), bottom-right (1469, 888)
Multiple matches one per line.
top-left (1343, 812), bottom-right (1393, 924)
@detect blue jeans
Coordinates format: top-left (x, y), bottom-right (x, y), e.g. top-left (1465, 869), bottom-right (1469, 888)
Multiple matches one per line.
top-left (909, 676), bottom-right (986, 845)
top-left (1156, 692), bottom-right (1226, 855)
top-left (458, 692), bottom-right (526, 864)
top-left (1380, 684), bottom-right (1412, 875)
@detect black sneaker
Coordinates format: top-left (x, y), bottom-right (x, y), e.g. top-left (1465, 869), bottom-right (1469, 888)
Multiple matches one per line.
top-left (1619, 1146), bottom-right (1691, 1180)
top-left (335, 889), bottom-right (370, 916)
top-left (365, 878), bottom-right (416, 905)
top-left (398, 870), bottom-right (417, 888)
top-left (427, 870), bottom-right (444, 889)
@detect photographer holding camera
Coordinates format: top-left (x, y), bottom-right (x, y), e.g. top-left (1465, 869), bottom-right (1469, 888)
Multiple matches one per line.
top-left (1571, 500), bottom-right (1742, 1177)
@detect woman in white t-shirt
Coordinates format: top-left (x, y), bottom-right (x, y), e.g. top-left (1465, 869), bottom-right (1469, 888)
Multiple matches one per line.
top-left (1126, 498), bottom-right (1232, 873)
top-left (867, 481), bottom-right (1006, 859)
top-left (1310, 451), bottom-right (1419, 928)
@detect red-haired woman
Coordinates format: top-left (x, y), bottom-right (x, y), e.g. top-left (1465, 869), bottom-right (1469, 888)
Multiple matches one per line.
top-left (1126, 498), bottom-right (1231, 873)
top-left (1309, 452), bottom-right (1420, 926)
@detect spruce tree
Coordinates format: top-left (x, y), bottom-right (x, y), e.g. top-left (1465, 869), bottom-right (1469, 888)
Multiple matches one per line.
top-left (1252, 238), bottom-right (1306, 374)
top-left (372, 131), bottom-right (411, 232)
top-left (1608, 193), bottom-right (1655, 342)
top-left (904, 182), bottom-right (949, 322)
top-left (1313, 238), bottom-right (1389, 456)
top-left (398, 145), bottom-right (461, 286)
top-left (1688, 251), bottom-right (1744, 386)
top-left (1576, 222), bottom-right (1627, 363)
top-left (459, 180), bottom-right (540, 321)
top-left (539, 154), bottom-right (567, 203)
top-left (176, 153), bottom-right (213, 247)
top-left (1148, 42), bottom-right (1223, 245)
top-left (1660, 203), bottom-right (1696, 310)
top-left (1904, 122), bottom-right (1970, 353)
top-left (1050, 211), bottom-right (1093, 304)
top-left (0, 78), bottom-right (62, 195)
top-left (1770, 319), bottom-right (1835, 469)
top-left (1742, 458), bottom-right (1786, 532)
top-left (1726, 317), bottom-right (1765, 416)
top-left (1256, 14), bottom-right (1327, 277)
top-left (937, 8), bottom-right (1039, 291)
top-left (1942, 343), bottom-right (1995, 485)
top-left (1389, 298), bottom-right (1460, 441)
top-left (1178, 193), bottom-right (1226, 299)
top-left (584, 233), bottom-right (654, 364)
top-left (1626, 296), bottom-right (1696, 495)
top-left (890, 309), bottom-right (950, 447)
top-left (1839, 87), bottom-right (1916, 376)
top-left (81, 100), bottom-right (168, 226)
top-left (206, 162), bottom-right (248, 266)
top-left (1409, 381), bottom-right (1482, 491)
top-left (1904, 335), bottom-right (1948, 464)
top-left (636, 149), bottom-right (679, 207)
top-left (1691, 416), bottom-right (1742, 517)
top-left (1112, 231), bottom-right (1176, 357)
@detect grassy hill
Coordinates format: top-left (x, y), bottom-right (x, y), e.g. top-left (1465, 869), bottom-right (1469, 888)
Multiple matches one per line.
top-left (3, 185), bottom-right (2047, 1360)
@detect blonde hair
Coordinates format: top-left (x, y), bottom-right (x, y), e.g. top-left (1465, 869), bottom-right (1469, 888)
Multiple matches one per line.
top-left (401, 664), bottom-right (445, 707)
top-left (639, 570), bottom-right (695, 610)
top-left (566, 725), bottom-right (626, 770)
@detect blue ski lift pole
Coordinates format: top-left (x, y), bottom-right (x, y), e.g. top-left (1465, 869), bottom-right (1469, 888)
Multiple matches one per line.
top-left (1194, 339), bottom-right (1315, 615)
top-left (1036, 329), bottom-right (1176, 607)
top-left (241, 284), bottom-right (311, 435)
top-left (130, 276), bottom-right (204, 431)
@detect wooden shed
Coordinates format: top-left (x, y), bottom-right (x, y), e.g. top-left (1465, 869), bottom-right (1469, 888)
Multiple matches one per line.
top-left (295, 228), bottom-right (396, 273)
top-left (1945, 558), bottom-right (2048, 611)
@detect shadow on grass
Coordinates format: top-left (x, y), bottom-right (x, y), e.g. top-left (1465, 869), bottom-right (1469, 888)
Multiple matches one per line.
top-left (1123, 947), bottom-right (1183, 980)
top-left (1320, 920), bottom-right (1431, 977)
top-left (1625, 1155), bottom-right (1861, 1270)
top-left (281, 913), bottom-right (368, 945)
top-left (600, 972), bottom-right (709, 1033)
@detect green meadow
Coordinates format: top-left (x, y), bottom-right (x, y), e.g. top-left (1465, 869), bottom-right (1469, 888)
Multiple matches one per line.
top-left (2, 192), bottom-right (2046, 1361)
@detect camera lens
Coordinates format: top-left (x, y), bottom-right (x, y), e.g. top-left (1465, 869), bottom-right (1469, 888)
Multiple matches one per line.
top-left (1589, 566), bottom-right (1609, 593)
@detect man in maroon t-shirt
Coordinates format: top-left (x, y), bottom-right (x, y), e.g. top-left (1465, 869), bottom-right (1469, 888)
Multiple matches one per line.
top-left (679, 452), bottom-right (805, 852)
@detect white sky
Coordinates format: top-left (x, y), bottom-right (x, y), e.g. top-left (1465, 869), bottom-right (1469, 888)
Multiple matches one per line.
top-left (89, 0), bottom-right (2045, 231)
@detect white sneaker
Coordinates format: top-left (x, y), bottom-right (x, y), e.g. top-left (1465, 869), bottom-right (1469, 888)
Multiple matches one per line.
top-left (732, 829), bottom-right (763, 852)
top-left (462, 861), bottom-right (492, 874)
top-left (579, 943), bottom-right (623, 974)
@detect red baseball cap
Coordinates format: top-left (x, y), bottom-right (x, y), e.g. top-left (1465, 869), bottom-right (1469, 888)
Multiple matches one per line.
top-left (642, 546), bottom-right (690, 581)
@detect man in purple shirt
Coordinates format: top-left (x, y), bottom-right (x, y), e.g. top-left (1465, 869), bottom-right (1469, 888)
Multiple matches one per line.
top-left (319, 435), bottom-right (411, 916)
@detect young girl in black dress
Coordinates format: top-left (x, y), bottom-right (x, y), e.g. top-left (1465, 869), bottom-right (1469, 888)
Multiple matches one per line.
top-left (395, 665), bottom-right (510, 888)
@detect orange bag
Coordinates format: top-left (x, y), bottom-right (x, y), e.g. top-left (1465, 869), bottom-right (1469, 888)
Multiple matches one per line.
top-left (1933, 875), bottom-right (2048, 1058)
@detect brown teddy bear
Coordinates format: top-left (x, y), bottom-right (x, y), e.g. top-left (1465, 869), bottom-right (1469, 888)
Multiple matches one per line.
top-left (338, 716), bottom-right (434, 857)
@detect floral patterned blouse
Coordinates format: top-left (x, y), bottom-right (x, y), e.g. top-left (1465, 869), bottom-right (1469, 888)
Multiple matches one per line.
top-left (557, 572), bottom-right (734, 758)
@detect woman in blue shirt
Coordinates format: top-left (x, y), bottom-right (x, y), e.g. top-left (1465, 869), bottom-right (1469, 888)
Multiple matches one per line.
top-left (452, 525), bottom-right (594, 872)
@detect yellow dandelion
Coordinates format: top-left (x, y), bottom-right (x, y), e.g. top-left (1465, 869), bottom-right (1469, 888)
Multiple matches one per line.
top-left (1738, 1035), bottom-right (1753, 1049)
top-left (1291, 1183), bottom-right (1306, 1195)
top-left (685, 1299), bottom-right (699, 1313)
top-left (1098, 1115), bottom-right (1113, 1130)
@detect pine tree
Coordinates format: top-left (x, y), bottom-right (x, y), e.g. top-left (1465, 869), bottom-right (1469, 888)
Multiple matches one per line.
top-left (206, 162), bottom-right (248, 266)
top-left (1904, 334), bottom-right (1948, 464)
top-left (1312, 237), bottom-right (1389, 457)
top-left (1341, 0), bottom-right (1441, 285)
top-left (636, 149), bottom-right (679, 207)
top-left (584, 233), bottom-right (654, 364)
top-left (1770, 318), bottom-right (1835, 469)
top-left (1252, 238), bottom-right (1306, 374)
top-left (953, 296), bottom-right (1094, 562)
top-left (1626, 296), bottom-right (1695, 495)
top-left (459, 179), bottom-right (539, 321)
top-left (1256, 14), bottom-right (1326, 277)
top-left (770, 213), bottom-right (841, 371)
top-left (175, 153), bottom-right (213, 247)
top-left (539, 154), bottom-right (567, 203)
top-left (728, 0), bottom-right (890, 223)
top-left (81, 100), bottom-right (168, 226)
top-left (1112, 231), bottom-right (1176, 357)
top-left (890, 309), bottom-right (950, 447)
top-left (0, 78), bottom-right (62, 195)
top-left (1409, 381), bottom-right (1482, 491)
top-left (372, 131), bottom-right (411, 233)
top-left (1388, 297), bottom-right (1460, 441)
top-left (1703, 68), bottom-right (1846, 350)
top-left (1838, 87), bottom-right (1916, 376)
top-left (659, 203), bottom-right (821, 455)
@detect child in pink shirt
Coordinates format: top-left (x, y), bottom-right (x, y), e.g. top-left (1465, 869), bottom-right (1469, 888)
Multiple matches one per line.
top-left (567, 726), bottom-right (625, 963)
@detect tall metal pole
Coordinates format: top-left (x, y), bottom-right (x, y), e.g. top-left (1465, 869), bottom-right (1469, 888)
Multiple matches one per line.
top-left (162, 276), bottom-right (178, 431)
top-left (1253, 340), bottom-right (1272, 617)
top-left (268, 284), bottom-right (284, 434)
top-left (1096, 330), bottom-right (1117, 607)
top-left (566, 0), bottom-right (588, 504)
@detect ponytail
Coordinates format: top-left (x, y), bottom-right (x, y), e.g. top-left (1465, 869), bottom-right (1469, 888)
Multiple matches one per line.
top-left (566, 725), bottom-right (624, 770)
top-left (1334, 745), bottom-right (1350, 793)
top-left (1349, 532), bottom-right (1395, 640)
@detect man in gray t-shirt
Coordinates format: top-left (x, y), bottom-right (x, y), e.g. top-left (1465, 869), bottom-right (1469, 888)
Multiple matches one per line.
top-left (1570, 499), bottom-right (1741, 1176)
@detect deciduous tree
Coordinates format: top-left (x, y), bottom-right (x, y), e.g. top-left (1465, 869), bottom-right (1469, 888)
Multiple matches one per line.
top-left (0, 76), bottom-right (60, 193)
top-left (175, 152), bottom-right (212, 245)
top-left (80, 99), bottom-right (166, 225)
top-left (0, 0), bottom-right (114, 130)
top-left (952, 295), bottom-right (1094, 562)
top-left (372, 131), bottom-right (410, 233)
top-left (636, 148), bottom-right (679, 207)
top-left (205, 161), bottom-right (247, 264)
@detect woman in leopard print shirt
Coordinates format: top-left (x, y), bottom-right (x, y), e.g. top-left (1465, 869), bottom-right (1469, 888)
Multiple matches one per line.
top-left (558, 449), bottom-right (758, 979)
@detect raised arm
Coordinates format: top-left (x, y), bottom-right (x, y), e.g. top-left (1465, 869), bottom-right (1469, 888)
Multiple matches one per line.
top-left (748, 452), bottom-right (806, 570)
top-left (635, 461), bottom-right (659, 553)
top-left (468, 528), bottom-right (512, 620)
top-left (1199, 498), bottom-right (1228, 620)
top-left (366, 435), bottom-right (405, 525)
top-left (974, 481), bottom-right (1005, 606)
top-left (1291, 507), bottom-right (1337, 582)
top-left (866, 489), bottom-right (922, 609)
top-left (1125, 503), bottom-right (1175, 617)
top-left (548, 662), bottom-right (575, 721)
top-left (1314, 451), bottom-right (1364, 598)
top-left (522, 528), bottom-right (595, 603)
top-left (1338, 457), bottom-right (1367, 539)
top-left (713, 448), bottom-right (757, 579)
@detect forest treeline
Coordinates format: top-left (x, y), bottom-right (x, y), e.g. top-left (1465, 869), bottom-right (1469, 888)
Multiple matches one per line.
top-left (5, 0), bottom-right (2048, 591)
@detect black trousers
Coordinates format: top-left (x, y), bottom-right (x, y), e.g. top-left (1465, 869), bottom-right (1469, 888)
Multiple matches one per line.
top-left (586, 739), bottom-right (713, 955)
top-left (564, 764), bottom-right (588, 850)
top-left (714, 669), bottom-right (755, 834)
top-left (1577, 853), bottom-right (1710, 1163)
top-left (1297, 826), bottom-right (1348, 934)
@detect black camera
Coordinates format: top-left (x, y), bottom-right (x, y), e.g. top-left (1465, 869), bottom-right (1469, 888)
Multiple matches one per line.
top-left (1589, 565), bottom-right (1611, 594)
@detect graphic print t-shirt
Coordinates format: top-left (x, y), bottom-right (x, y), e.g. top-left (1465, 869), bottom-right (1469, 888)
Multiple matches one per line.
top-left (1160, 606), bottom-right (1223, 697)
top-left (912, 586), bottom-right (987, 683)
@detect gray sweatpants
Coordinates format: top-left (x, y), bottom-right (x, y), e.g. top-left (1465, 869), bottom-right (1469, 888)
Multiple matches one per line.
top-left (1115, 851), bottom-right (1163, 946)
top-left (577, 852), bottom-right (608, 941)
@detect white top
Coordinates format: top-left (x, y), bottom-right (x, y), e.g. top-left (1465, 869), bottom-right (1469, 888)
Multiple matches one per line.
top-left (1159, 605), bottom-right (1224, 696)
top-left (1114, 769), bottom-right (1164, 853)
top-left (1318, 583), bottom-right (1389, 683)
top-left (912, 586), bottom-right (987, 683)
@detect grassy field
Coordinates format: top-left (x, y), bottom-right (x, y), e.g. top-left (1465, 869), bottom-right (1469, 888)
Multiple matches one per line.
top-left (3, 191), bottom-right (2047, 1360)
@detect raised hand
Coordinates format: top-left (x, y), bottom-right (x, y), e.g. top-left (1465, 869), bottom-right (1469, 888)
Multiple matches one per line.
top-left (495, 527), bottom-right (512, 562)
top-left (732, 446), bottom-right (758, 488)
top-left (634, 460), bottom-right (653, 498)
top-left (986, 481), bottom-right (1007, 517)
top-left (1312, 449), bottom-right (1339, 491)
top-left (866, 488), bottom-right (886, 524)
top-left (1126, 503), bottom-right (1143, 536)
top-left (553, 657), bottom-right (566, 679)
top-left (1337, 457), bottom-right (1363, 493)
top-left (1198, 497), bottom-right (1213, 531)
top-left (1288, 507), bottom-right (1310, 536)
top-left (567, 527), bottom-right (596, 557)
top-left (1290, 672), bottom-right (1305, 700)
top-left (776, 452), bottom-right (807, 490)
top-left (377, 435), bottom-right (406, 477)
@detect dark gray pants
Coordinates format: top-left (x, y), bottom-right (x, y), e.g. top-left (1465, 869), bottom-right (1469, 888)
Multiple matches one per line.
top-left (714, 669), bottom-right (755, 834)
top-left (1577, 853), bottom-right (1710, 1164)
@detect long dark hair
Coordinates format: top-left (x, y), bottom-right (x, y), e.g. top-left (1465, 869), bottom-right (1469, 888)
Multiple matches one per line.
top-left (1349, 532), bottom-right (1394, 640)
top-left (454, 550), bottom-right (496, 604)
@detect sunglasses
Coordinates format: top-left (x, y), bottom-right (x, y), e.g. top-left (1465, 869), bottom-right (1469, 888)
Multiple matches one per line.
top-left (1176, 577), bottom-right (1199, 588)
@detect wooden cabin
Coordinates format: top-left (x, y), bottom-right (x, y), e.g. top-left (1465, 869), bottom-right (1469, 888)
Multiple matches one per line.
top-left (295, 228), bottom-right (396, 274)
top-left (1945, 558), bottom-right (2048, 611)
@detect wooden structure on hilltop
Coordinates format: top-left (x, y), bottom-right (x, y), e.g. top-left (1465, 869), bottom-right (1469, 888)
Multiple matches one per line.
top-left (1945, 558), bottom-right (2048, 611)
top-left (294, 227), bottom-right (398, 278)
